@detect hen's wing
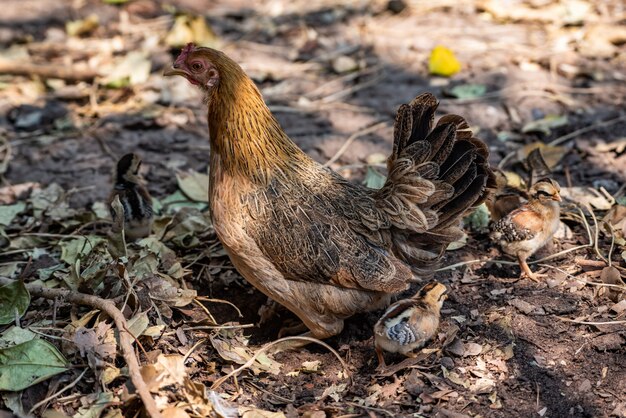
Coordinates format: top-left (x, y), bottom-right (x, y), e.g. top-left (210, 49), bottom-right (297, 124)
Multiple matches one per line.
top-left (243, 177), bottom-right (413, 293)
top-left (491, 207), bottom-right (543, 242)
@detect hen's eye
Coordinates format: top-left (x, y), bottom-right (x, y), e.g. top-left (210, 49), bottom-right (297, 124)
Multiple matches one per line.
top-left (190, 62), bottom-right (203, 71)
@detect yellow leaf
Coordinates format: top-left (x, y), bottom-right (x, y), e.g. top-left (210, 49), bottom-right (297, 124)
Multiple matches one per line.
top-left (429, 45), bottom-right (461, 77)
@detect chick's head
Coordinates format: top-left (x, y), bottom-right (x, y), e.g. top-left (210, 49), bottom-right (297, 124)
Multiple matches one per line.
top-left (415, 281), bottom-right (448, 310)
top-left (530, 178), bottom-right (561, 203)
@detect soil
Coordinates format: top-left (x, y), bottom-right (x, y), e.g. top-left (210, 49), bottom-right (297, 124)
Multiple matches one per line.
top-left (1, 0), bottom-right (625, 417)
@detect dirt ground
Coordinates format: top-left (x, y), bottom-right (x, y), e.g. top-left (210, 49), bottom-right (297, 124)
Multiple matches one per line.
top-left (1, 0), bottom-right (625, 417)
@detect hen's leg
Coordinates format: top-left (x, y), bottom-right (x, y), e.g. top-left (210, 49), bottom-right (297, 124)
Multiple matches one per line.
top-left (518, 254), bottom-right (539, 282)
top-left (277, 320), bottom-right (308, 338)
top-left (273, 316), bottom-right (345, 351)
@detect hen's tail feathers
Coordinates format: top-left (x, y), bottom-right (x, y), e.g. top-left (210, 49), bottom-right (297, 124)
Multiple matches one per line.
top-left (378, 92), bottom-right (496, 270)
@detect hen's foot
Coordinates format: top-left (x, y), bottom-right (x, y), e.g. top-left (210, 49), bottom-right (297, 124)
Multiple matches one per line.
top-left (257, 298), bottom-right (280, 326)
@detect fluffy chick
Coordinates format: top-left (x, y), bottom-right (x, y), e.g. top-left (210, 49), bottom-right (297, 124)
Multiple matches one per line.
top-left (490, 178), bottom-right (561, 281)
top-left (108, 153), bottom-right (153, 241)
top-left (374, 281), bottom-right (447, 368)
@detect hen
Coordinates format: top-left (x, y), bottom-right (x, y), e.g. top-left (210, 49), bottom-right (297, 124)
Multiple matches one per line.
top-left (490, 178), bottom-right (561, 281)
top-left (374, 281), bottom-right (447, 368)
top-left (165, 44), bottom-right (494, 341)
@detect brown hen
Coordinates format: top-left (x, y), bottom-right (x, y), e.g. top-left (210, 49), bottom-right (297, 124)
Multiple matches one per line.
top-left (165, 44), bottom-right (494, 340)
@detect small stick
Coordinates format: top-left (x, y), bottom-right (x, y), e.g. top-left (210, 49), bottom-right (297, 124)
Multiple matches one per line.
top-left (29, 369), bottom-right (88, 414)
top-left (556, 317), bottom-right (626, 326)
top-left (0, 278), bottom-right (162, 418)
top-left (0, 62), bottom-right (100, 82)
top-left (324, 121), bottom-right (388, 167)
top-left (210, 336), bottom-right (351, 390)
top-left (548, 115), bottom-right (626, 147)
top-left (196, 297), bottom-right (244, 318)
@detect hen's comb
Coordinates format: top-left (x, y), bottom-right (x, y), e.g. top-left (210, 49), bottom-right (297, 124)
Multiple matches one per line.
top-left (174, 43), bottom-right (196, 67)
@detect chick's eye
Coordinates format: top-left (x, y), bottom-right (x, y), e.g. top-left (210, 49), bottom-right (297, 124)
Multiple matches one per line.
top-left (537, 190), bottom-right (551, 197)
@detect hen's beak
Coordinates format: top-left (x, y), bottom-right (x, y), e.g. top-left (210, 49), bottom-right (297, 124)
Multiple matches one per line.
top-left (163, 64), bottom-right (186, 77)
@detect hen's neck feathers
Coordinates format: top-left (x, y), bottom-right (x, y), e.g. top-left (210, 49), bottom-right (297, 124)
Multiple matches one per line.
top-left (205, 56), bottom-right (311, 184)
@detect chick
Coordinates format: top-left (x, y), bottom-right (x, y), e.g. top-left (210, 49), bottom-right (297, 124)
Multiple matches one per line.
top-left (490, 178), bottom-right (561, 281)
top-left (374, 281), bottom-right (447, 368)
top-left (108, 153), bottom-right (153, 241)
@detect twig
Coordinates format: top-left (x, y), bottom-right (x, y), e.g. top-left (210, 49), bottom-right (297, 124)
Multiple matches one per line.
top-left (182, 338), bottom-right (206, 364)
top-left (324, 121), bottom-right (388, 167)
top-left (29, 368), bottom-right (88, 414)
top-left (345, 402), bottom-right (395, 417)
top-left (0, 278), bottom-right (162, 418)
top-left (210, 336), bottom-right (351, 390)
top-left (556, 317), bottom-right (626, 326)
top-left (196, 297), bottom-right (244, 318)
top-left (548, 115), bottom-right (626, 147)
top-left (0, 62), bottom-right (100, 82)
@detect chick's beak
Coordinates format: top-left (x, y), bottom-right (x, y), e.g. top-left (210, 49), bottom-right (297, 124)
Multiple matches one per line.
top-left (163, 63), bottom-right (187, 77)
top-left (553, 194), bottom-right (562, 202)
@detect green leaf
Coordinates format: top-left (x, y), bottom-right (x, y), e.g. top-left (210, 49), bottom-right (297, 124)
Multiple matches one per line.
top-left (364, 167), bottom-right (387, 190)
top-left (447, 84), bottom-right (486, 99)
top-left (0, 262), bottom-right (20, 279)
top-left (127, 312), bottom-right (149, 339)
top-left (0, 280), bottom-right (30, 325)
top-left (158, 190), bottom-right (208, 213)
top-left (0, 326), bottom-right (36, 348)
top-left (73, 391), bottom-right (115, 418)
top-left (463, 203), bottom-right (490, 232)
top-left (0, 339), bottom-right (68, 391)
top-left (0, 202), bottom-right (25, 226)
top-left (59, 236), bottom-right (106, 265)
top-left (521, 115), bottom-right (568, 136)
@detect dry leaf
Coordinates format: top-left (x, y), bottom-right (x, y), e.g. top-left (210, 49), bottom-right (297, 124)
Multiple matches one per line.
top-left (429, 45), bottom-right (461, 77)
top-left (517, 143), bottom-right (567, 169)
top-left (560, 187), bottom-right (613, 210)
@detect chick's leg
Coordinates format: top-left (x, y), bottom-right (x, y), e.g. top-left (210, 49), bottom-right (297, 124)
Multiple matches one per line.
top-left (375, 346), bottom-right (386, 369)
top-left (518, 254), bottom-right (539, 282)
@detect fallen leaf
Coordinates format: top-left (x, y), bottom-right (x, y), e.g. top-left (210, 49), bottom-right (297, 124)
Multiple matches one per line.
top-left (522, 115), bottom-right (568, 136)
top-left (0, 202), bottom-right (25, 226)
top-left (429, 45), bottom-right (461, 77)
top-left (176, 170), bottom-right (210, 202)
top-left (301, 360), bottom-right (321, 372)
top-left (446, 232), bottom-right (467, 250)
top-left (66, 14), bottom-right (99, 37)
top-left (364, 166), bottom-right (386, 189)
top-left (0, 339), bottom-right (68, 391)
top-left (162, 407), bottom-right (191, 418)
top-left (101, 52), bottom-right (152, 88)
top-left (140, 354), bottom-right (186, 392)
top-left (560, 187), bottom-right (613, 210)
top-left (317, 383), bottom-right (347, 402)
top-left (446, 84), bottom-right (486, 99)
top-left (0, 280), bottom-right (30, 325)
top-left (517, 143), bottom-right (567, 169)
top-left (166, 15), bottom-right (218, 48)
top-left (239, 406), bottom-right (286, 418)
top-left (0, 326), bottom-right (36, 348)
